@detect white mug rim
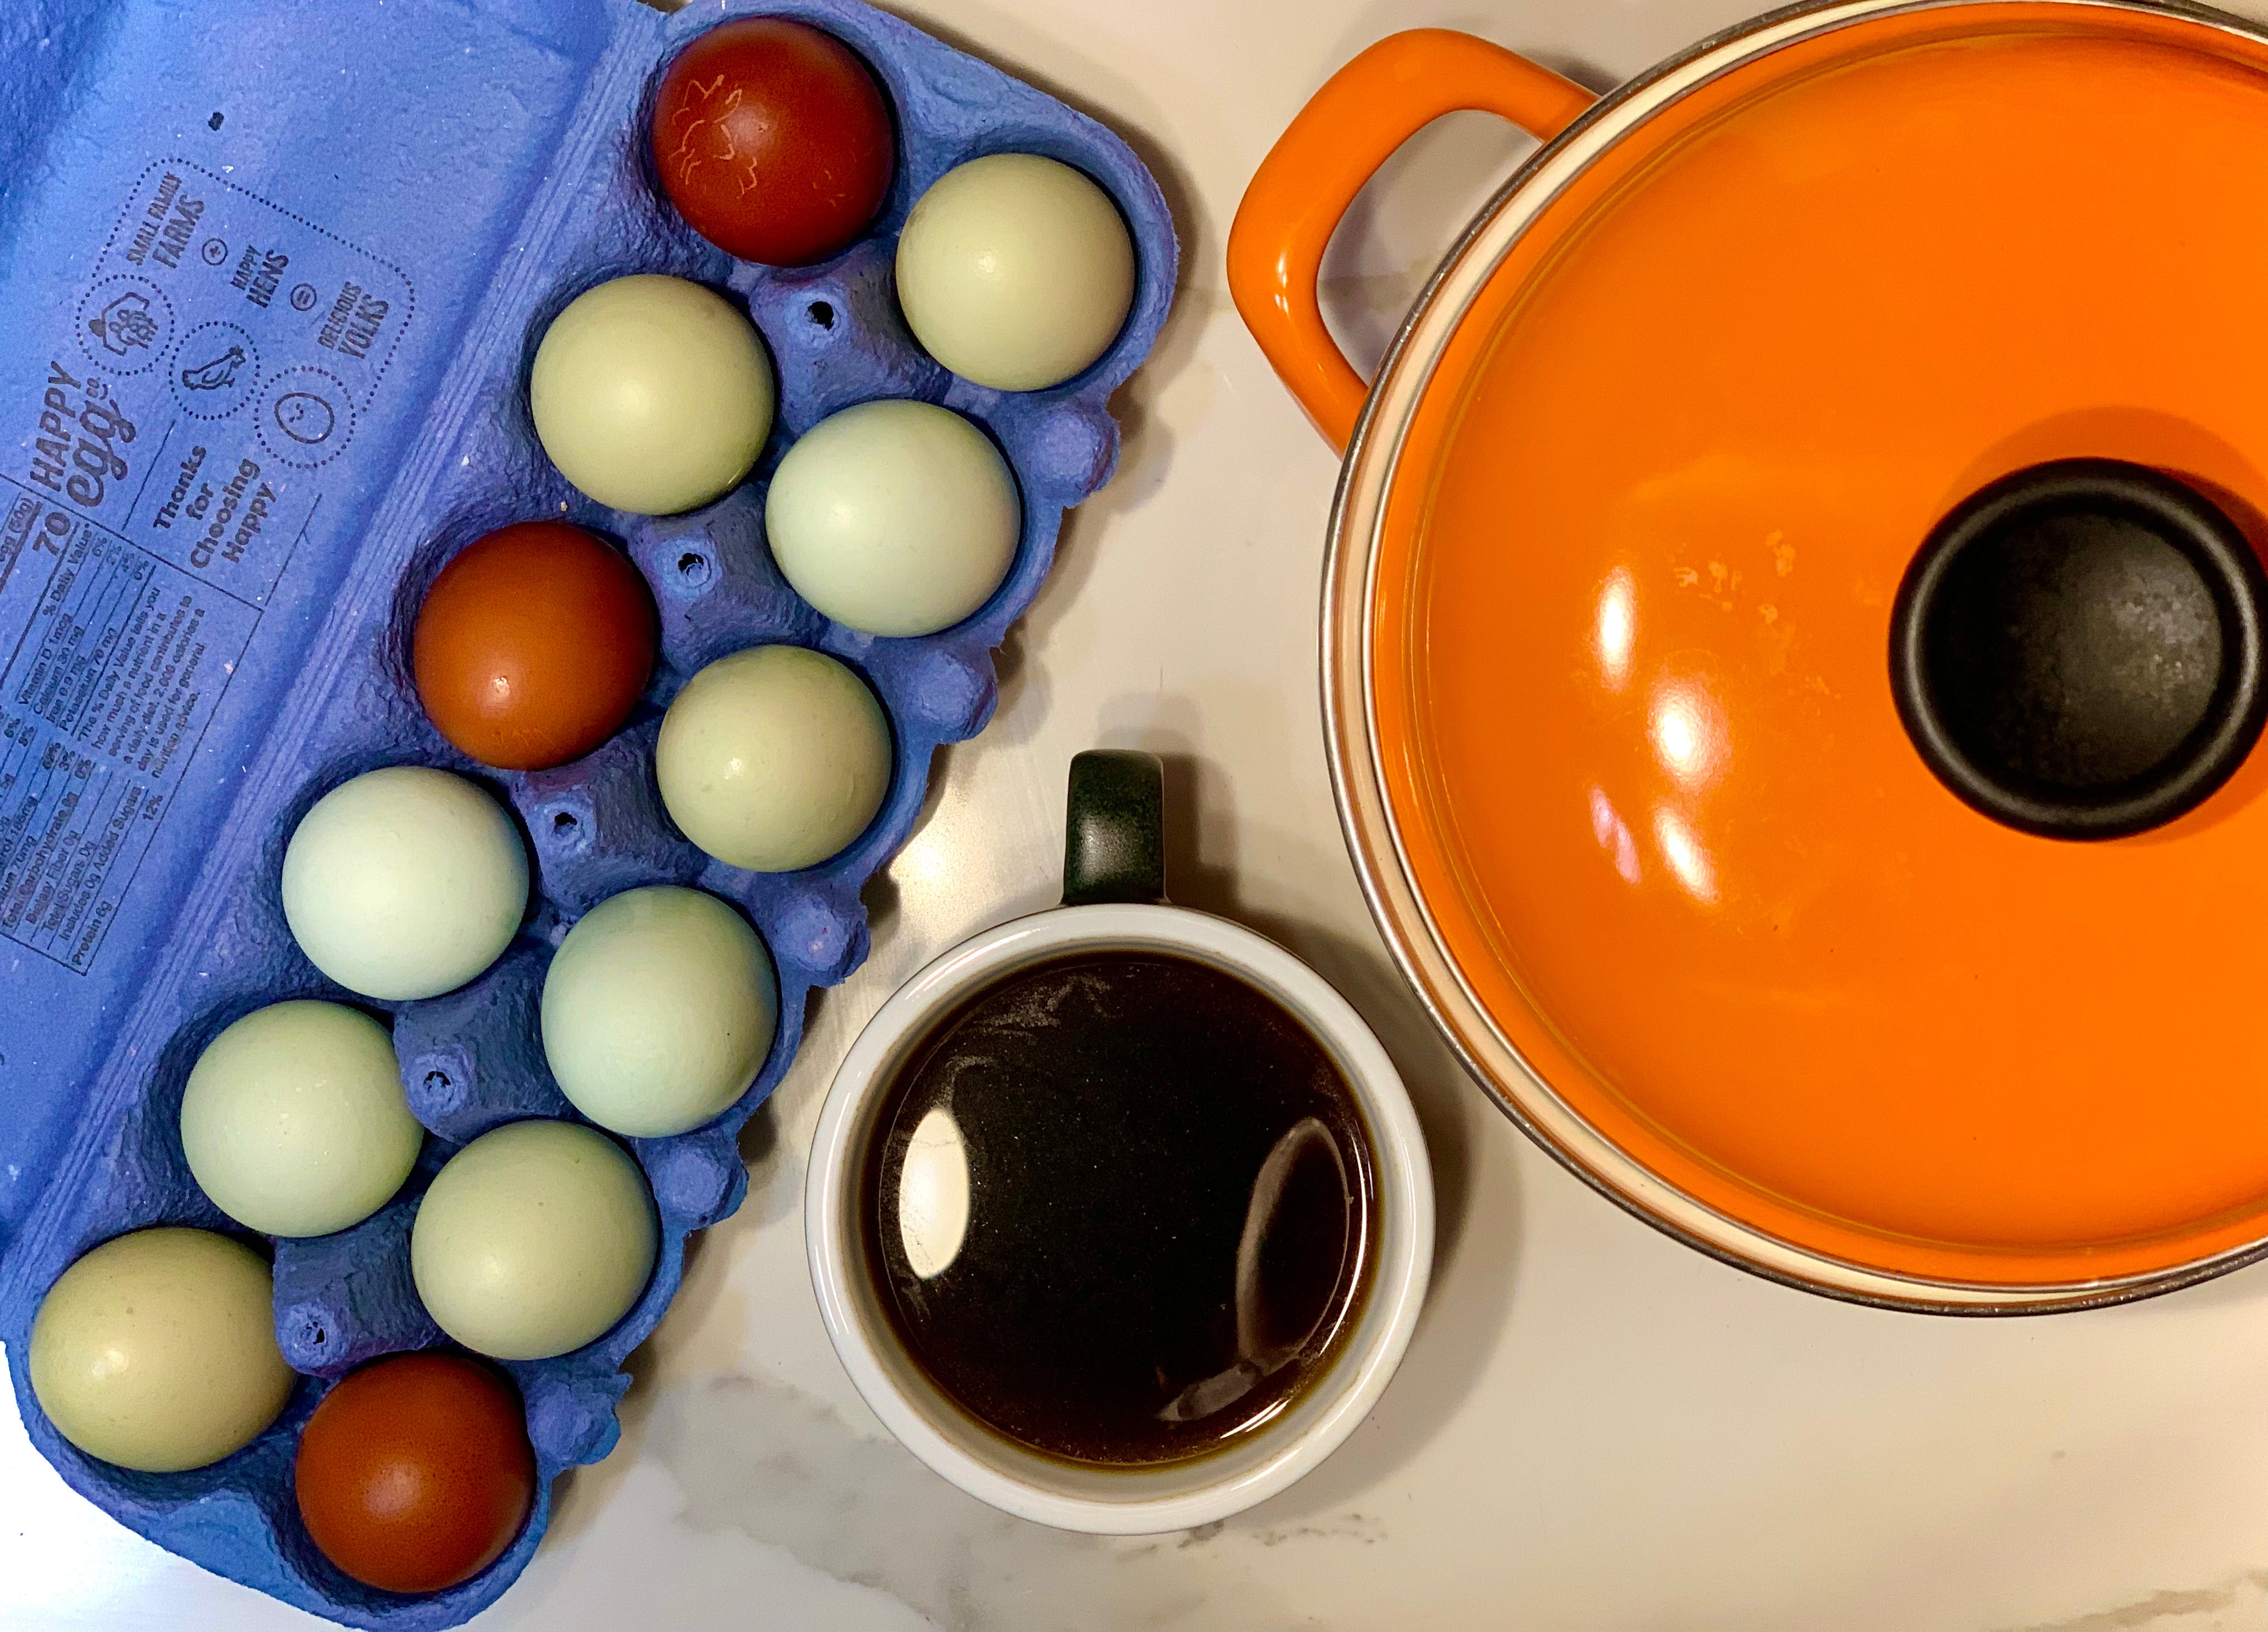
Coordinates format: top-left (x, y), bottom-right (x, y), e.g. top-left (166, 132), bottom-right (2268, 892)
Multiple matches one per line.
top-left (804, 901), bottom-right (1435, 1535)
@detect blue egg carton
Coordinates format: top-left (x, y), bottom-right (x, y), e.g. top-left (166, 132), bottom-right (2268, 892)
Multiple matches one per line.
top-left (0, 0), bottom-right (1176, 1624)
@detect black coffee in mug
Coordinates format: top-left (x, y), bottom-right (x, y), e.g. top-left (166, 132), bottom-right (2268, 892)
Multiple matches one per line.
top-left (860, 949), bottom-right (1376, 1467)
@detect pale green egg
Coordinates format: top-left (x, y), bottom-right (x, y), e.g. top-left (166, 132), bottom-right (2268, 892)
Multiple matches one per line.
top-left (655, 644), bottom-right (892, 873)
top-left (530, 274), bottom-right (774, 516)
top-left (30, 1229), bottom-right (294, 1473)
top-left (411, 1120), bottom-right (656, 1362)
top-left (896, 153), bottom-right (1135, 393)
top-left (181, 1000), bottom-right (422, 1237)
top-left (542, 887), bottom-right (777, 1139)
top-left (281, 766), bottom-right (528, 1002)
top-left (765, 399), bottom-right (1020, 638)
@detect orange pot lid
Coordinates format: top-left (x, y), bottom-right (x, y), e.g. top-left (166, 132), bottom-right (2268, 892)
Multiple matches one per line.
top-left (1345, 0), bottom-right (2268, 1298)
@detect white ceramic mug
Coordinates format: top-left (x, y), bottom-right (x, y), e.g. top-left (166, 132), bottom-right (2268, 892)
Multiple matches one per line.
top-left (806, 751), bottom-right (1434, 1534)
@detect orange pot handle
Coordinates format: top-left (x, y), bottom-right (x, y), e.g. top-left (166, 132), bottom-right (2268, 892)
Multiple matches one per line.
top-left (1228, 30), bottom-right (1596, 451)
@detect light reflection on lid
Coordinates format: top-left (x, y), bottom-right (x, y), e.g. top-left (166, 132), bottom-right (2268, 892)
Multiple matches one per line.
top-left (1649, 681), bottom-right (1724, 787)
top-left (1595, 567), bottom-right (1636, 689)
top-left (1588, 786), bottom-right (1641, 885)
top-left (1653, 805), bottom-right (1717, 904)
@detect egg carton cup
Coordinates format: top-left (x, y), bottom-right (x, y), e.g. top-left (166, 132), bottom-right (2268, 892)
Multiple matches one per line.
top-left (0, 0), bottom-right (1176, 1625)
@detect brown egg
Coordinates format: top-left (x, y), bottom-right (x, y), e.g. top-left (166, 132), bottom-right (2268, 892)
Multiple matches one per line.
top-left (294, 1352), bottom-right (536, 1596)
top-left (412, 522), bottom-right (656, 770)
top-left (650, 18), bottom-right (896, 267)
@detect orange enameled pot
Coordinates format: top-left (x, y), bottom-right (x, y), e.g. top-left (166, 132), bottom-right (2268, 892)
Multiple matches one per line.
top-left (1230, 0), bottom-right (2268, 1310)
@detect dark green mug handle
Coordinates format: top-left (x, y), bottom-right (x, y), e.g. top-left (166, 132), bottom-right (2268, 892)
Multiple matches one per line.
top-left (1062, 750), bottom-right (1167, 905)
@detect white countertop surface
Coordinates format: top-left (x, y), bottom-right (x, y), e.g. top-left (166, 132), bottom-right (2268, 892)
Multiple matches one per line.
top-left (14, 0), bottom-right (2268, 1627)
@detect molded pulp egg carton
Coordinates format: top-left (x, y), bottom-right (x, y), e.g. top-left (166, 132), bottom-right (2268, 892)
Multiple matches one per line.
top-left (0, 0), bottom-right (1175, 1623)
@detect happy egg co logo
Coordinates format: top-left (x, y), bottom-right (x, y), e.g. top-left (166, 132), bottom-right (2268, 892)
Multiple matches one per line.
top-left (168, 321), bottom-right (260, 420)
top-left (88, 289), bottom-right (158, 355)
top-left (76, 276), bottom-right (173, 376)
top-left (256, 366), bottom-right (353, 468)
top-left (273, 391), bottom-right (333, 444)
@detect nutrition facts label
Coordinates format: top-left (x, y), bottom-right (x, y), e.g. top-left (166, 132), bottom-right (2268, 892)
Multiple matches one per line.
top-left (0, 476), bottom-right (263, 971)
top-left (1, 153), bottom-right (409, 976)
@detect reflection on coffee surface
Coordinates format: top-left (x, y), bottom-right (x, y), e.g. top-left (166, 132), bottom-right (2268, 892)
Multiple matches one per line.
top-left (862, 952), bottom-right (1376, 1467)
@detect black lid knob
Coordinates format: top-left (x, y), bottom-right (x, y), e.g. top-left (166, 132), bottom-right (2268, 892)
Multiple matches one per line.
top-left (1889, 458), bottom-right (2268, 838)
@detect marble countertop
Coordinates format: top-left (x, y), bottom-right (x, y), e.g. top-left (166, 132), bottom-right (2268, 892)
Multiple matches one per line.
top-left (13, 0), bottom-right (2268, 1626)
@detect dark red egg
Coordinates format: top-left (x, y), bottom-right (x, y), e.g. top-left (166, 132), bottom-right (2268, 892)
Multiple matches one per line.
top-left (412, 521), bottom-right (657, 772)
top-left (650, 19), bottom-right (896, 266)
top-left (295, 1353), bottom-right (537, 1597)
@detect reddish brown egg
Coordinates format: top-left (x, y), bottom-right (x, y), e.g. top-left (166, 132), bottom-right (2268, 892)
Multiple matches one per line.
top-left (650, 19), bottom-right (896, 267)
top-left (412, 521), bottom-right (656, 771)
top-left (295, 1353), bottom-right (537, 1596)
